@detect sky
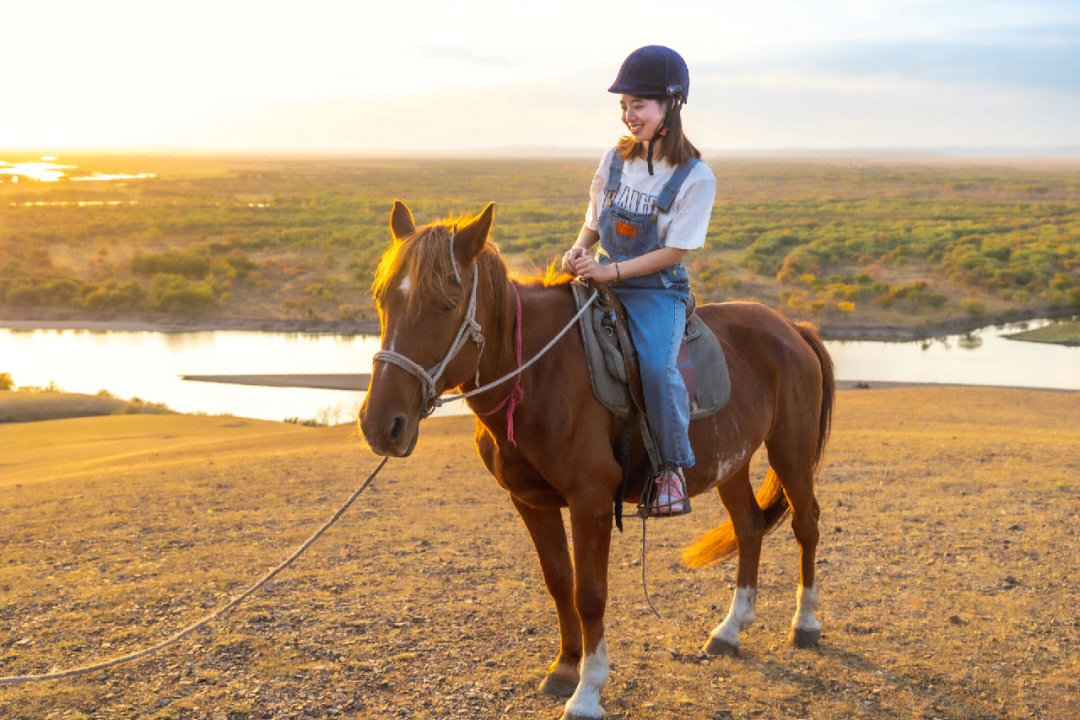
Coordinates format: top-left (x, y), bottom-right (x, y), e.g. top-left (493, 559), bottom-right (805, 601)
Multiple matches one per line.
top-left (3, 0), bottom-right (1078, 155)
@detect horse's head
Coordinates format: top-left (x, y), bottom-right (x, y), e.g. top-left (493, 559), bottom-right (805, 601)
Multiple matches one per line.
top-left (358, 200), bottom-right (495, 456)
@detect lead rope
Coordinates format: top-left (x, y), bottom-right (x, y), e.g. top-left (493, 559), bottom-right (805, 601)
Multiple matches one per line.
top-left (3, 288), bottom-right (602, 686)
top-left (642, 516), bottom-right (661, 618)
top-left (0, 457), bottom-right (389, 686)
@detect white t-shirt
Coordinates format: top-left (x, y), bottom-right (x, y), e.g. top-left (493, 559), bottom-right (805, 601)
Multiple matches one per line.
top-left (584, 148), bottom-right (716, 250)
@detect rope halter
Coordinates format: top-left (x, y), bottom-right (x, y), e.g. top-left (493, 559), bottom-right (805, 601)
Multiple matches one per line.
top-left (371, 232), bottom-right (485, 416)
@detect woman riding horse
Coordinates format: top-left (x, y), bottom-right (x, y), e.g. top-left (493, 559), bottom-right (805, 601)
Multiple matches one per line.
top-left (359, 193), bottom-right (833, 719)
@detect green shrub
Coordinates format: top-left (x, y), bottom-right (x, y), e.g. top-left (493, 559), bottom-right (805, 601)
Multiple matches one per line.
top-left (961, 298), bottom-right (986, 317)
top-left (0, 372), bottom-right (13, 390)
top-left (225, 248), bottom-right (257, 277)
top-left (150, 274), bottom-right (216, 312)
top-left (3, 277), bottom-right (87, 307)
top-left (132, 249), bottom-right (210, 278)
top-left (84, 280), bottom-right (146, 310)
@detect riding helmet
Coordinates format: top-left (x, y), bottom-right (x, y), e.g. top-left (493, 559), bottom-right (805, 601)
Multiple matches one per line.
top-left (608, 45), bottom-right (689, 103)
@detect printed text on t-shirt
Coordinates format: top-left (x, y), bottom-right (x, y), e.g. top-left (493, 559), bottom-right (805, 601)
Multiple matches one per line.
top-left (608, 185), bottom-right (658, 216)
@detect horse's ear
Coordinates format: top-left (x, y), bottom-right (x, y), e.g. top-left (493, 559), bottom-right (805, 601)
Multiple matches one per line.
top-left (453, 202), bottom-right (494, 267)
top-left (390, 200), bottom-right (416, 241)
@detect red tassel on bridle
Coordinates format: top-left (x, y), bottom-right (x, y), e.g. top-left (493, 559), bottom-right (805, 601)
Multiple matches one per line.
top-left (477, 283), bottom-right (525, 445)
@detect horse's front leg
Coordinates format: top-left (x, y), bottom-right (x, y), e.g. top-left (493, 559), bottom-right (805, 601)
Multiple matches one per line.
top-left (510, 496), bottom-right (582, 698)
top-left (562, 498), bottom-right (613, 720)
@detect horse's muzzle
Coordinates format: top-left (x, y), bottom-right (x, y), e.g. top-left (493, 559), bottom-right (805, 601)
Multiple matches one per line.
top-left (358, 403), bottom-right (420, 458)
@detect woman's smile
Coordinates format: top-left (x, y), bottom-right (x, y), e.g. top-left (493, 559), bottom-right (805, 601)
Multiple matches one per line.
top-left (620, 94), bottom-right (665, 141)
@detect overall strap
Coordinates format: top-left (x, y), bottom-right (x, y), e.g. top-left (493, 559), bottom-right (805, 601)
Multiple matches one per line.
top-left (652, 158), bottom-right (700, 215)
top-left (605, 151), bottom-right (624, 201)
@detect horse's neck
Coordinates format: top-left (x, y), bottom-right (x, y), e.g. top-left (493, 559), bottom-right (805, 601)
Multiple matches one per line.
top-left (469, 279), bottom-right (575, 401)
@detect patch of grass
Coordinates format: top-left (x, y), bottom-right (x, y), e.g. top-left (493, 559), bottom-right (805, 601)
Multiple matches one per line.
top-left (0, 389), bottom-right (172, 422)
top-left (2, 156), bottom-right (1078, 329)
top-left (1005, 319), bottom-right (1080, 345)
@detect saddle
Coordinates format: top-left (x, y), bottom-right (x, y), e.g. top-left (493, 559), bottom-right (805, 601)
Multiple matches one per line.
top-left (570, 280), bottom-right (731, 469)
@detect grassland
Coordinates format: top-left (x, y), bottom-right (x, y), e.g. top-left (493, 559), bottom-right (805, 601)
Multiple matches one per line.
top-left (2, 386), bottom-right (1078, 719)
top-left (1004, 319), bottom-right (1080, 345)
top-left (0, 389), bottom-right (171, 423)
top-left (2, 154), bottom-right (1078, 337)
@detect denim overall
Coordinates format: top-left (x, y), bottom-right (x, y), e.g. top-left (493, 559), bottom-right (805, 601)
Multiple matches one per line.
top-left (596, 153), bottom-right (700, 468)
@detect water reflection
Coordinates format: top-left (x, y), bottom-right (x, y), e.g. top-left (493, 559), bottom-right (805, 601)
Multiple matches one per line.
top-left (956, 333), bottom-right (983, 349)
top-left (1, 319), bottom-right (1077, 425)
top-left (0, 328), bottom-right (381, 425)
top-left (0, 157), bottom-right (155, 183)
top-left (827, 320), bottom-right (1079, 389)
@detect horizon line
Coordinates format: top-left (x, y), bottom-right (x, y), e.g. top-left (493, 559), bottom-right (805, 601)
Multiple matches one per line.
top-left (3, 145), bottom-right (1079, 161)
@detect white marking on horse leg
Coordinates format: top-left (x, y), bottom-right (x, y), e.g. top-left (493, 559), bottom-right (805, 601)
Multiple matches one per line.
top-left (563, 637), bottom-right (608, 719)
top-left (709, 586), bottom-right (756, 648)
top-left (791, 584), bottom-right (820, 632)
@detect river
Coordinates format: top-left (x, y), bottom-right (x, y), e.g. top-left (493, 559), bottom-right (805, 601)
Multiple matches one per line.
top-left (1, 320), bottom-right (1077, 425)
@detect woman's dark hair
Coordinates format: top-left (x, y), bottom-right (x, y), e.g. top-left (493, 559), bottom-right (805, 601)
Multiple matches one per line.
top-left (616, 100), bottom-right (700, 166)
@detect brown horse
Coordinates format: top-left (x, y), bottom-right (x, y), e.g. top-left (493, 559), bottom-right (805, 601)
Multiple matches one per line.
top-left (359, 201), bottom-right (834, 720)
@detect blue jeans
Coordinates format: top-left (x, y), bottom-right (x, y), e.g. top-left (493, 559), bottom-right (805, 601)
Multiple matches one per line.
top-left (614, 285), bottom-right (695, 468)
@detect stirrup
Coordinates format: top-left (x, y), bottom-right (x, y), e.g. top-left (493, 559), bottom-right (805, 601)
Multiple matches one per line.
top-left (637, 468), bottom-right (691, 518)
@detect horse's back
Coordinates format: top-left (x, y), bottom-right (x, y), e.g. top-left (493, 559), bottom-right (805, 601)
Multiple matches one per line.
top-left (696, 301), bottom-right (814, 356)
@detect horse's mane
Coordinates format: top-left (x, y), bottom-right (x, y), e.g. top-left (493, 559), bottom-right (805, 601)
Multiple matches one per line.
top-left (372, 218), bottom-right (573, 350)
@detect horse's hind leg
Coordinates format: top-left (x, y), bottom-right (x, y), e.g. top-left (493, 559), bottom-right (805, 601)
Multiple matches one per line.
top-left (704, 462), bottom-right (764, 656)
top-left (510, 496), bottom-right (581, 698)
top-left (767, 437), bottom-right (822, 648)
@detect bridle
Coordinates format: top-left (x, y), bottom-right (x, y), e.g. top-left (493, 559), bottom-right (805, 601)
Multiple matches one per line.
top-left (371, 232), bottom-right (484, 417)
top-left (371, 231), bottom-right (601, 419)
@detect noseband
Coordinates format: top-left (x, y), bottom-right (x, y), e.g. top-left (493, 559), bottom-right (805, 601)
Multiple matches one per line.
top-left (372, 233), bottom-right (484, 416)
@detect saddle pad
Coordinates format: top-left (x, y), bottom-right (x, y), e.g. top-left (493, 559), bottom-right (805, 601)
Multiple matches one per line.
top-left (571, 283), bottom-right (730, 421)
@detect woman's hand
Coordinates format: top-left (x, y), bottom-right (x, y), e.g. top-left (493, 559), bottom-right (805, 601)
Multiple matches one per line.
top-left (562, 247), bottom-right (586, 274)
top-left (571, 255), bottom-right (618, 283)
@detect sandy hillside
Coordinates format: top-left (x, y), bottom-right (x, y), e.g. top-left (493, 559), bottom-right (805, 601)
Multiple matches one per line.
top-left (1, 387), bottom-right (1078, 719)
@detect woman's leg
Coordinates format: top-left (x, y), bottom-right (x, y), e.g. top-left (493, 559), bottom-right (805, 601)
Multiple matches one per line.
top-left (616, 286), bottom-right (694, 469)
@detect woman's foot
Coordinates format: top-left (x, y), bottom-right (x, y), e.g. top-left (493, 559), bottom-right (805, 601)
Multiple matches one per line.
top-left (649, 467), bottom-right (689, 516)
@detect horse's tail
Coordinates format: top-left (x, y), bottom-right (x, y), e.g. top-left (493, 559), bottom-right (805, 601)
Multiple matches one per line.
top-left (794, 321), bottom-right (835, 472)
top-left (681, 320), bottom-right (834, 570)
top-left (682, 469), bottom-right (788, 569)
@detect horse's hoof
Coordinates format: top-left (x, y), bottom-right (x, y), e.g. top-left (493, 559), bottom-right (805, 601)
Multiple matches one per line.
top-left (789, 627), bottom-right (820, 648)
top-left (539, 673), bottom-right (578, 699)
top-left (562, 712), bottom-right (604, 720)
top-left (704, 635), bottom-right (739, 656)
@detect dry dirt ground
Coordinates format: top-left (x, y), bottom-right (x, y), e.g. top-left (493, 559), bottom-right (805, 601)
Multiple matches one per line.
top-left (1, 387), bottom-right (1078, 720)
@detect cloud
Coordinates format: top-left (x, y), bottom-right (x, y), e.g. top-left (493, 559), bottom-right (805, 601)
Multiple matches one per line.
top-left (409, 45), bottom-right (518, 68)
top-left (701, 24), bottom-right (1080, 94)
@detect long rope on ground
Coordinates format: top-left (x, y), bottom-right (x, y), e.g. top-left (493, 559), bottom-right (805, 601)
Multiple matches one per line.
top-left (0, 456), bottom-right (389, 686)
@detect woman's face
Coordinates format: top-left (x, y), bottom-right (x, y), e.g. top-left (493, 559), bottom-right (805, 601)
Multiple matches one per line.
top-left (620, 95), bottom-right (665, 142)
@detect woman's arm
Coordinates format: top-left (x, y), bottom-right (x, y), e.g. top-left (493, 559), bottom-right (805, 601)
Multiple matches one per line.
top-left (571, 246), bottom-right (686, 283)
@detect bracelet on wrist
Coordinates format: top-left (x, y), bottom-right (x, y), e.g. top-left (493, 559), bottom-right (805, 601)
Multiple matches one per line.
top-left (615, 262), bottom-right (621, 281)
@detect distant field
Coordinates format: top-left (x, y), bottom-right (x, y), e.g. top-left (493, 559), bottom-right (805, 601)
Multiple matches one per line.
top-left (0, 389), bottom-right (171, 423)
top-left (2, 154), bottom-right (1079, 334)
top-left (1005, 319), bottom-right (1080, 345)
top-left (1, 387), bottom-right (1078, 719)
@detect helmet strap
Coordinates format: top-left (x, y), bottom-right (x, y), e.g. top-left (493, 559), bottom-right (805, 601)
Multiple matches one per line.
top-left (646, 99), bottom-right (679, 175)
